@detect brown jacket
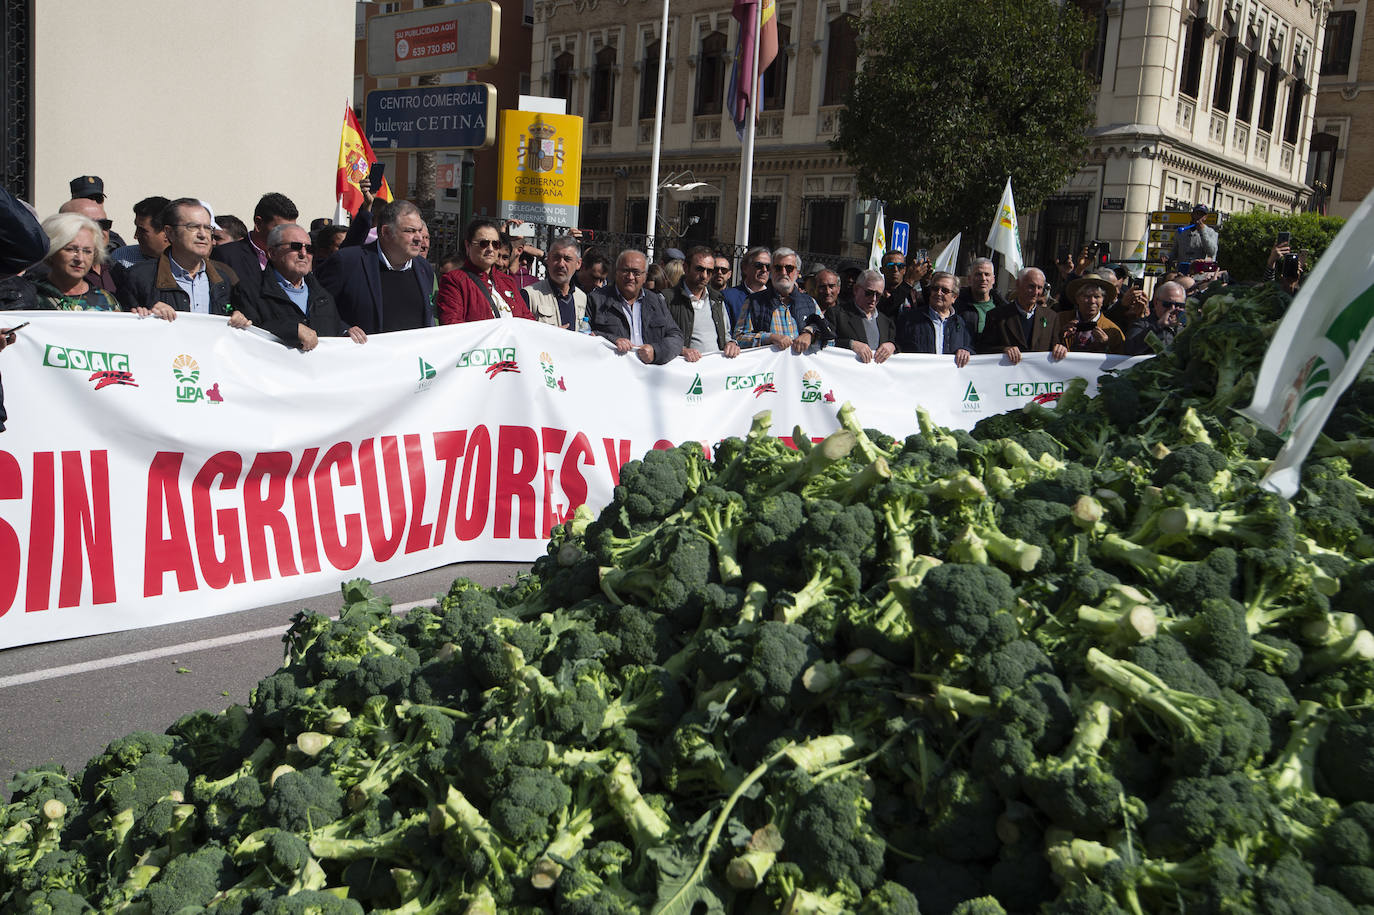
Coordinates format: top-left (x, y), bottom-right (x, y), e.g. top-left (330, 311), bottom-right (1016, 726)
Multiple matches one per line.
top-left (1052, 309), bottom-right (1125, 354)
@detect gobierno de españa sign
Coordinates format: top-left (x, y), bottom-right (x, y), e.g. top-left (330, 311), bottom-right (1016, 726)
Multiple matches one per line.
top-left (497, 110), bottom-right (583, 227)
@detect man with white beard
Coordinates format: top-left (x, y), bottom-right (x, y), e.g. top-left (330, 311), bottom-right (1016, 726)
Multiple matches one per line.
top-left (732, 246), bottom-right (832, 354)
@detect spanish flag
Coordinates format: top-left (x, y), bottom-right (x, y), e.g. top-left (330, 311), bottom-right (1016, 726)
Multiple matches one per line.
top-left (337, 102), bottom-right (392, 217)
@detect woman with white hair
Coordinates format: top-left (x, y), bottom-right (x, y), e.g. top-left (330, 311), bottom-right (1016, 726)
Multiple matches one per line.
top-left (28, 212), bottom-right (121, 311)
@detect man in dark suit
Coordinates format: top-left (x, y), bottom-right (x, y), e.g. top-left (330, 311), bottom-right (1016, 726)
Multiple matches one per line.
top-left (829, 268), bottom-right (897, 363)
top-left (314, 200), bottom-right (435, 334)
top-left (987, 267), bottom-right (1058, 364)
top-left (664, 246), bottom-right (739, 362)
top-left (247, 223), bottom-right (367, 351)
top-left (896, 271), bottom-right (973, 365)
top-left (588, 249), bottom-right (683, 365)
top-left (212, 192), bottom-right (298, 281)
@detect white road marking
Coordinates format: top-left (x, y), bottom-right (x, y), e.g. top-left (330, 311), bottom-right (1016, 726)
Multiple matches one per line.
top-left (0, 598), bottom-right (437, 690)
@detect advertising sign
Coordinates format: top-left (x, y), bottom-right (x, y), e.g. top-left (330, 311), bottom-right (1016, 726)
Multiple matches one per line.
top-left (366, 3), bottom-right (499, 77)
top-left (497, 110), bottom-right (583, 226)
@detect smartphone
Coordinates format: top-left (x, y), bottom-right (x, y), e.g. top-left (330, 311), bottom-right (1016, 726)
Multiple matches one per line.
top-left (508, 222), bottom-right (535, 238)
top-left (1277, 231), bottom-right (1291, 246)
top-left (367, 162), bottom-right (386, 190)
top-left (3, 321), bottom-right (29, 333)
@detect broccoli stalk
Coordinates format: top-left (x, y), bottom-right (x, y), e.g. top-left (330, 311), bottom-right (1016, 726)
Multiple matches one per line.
top-left (604, 756), bottom-right (671, 847)
top-left (763, 428), bottom-right (858, 496)
top-left (530, 777), bottom-right (612, 889)
top-left (439, 785), bottom-right (517, 886)
top-left (1072, 584), bottom-right (1160, 646)
top-left (916, 405), bottom-right (959, 453)
top-left (948, 523), bottom-right (1042, 572)
top-left (688, 489), bottom-right (745, 583)
top-left (305, 811), bottom-right (429, 863)
top-left (1046, 829), bottom-right (1223, 915)
top-left (838, 401), bottom-right (895, 465)
top-left (725, 824), bottom-right (784, 890)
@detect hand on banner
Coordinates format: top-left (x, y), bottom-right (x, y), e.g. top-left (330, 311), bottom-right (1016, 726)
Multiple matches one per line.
top-left (768, 333), bottom-right (793, 350)
top-left (874, 341), bottom-right (895, 364)
top-left (347, 326), bottom-right (368, 344)
top-left (228, 311), bottom-right (252, 330)
top-left (682, 347), bottom-right (702, 362)
top-left (954, 348), bottom-right (972, 368)
top-left (636, 344), bottom-right (655, 364)
top-left (613, 337), bottom-right (634, 354)
top-left (298, 324), bottom-right (320, 352)
top-left (132, 302), bottom-right (178, 321)
top-left (850, 341), bottom-right (875, 363)
top-left (1003, 346), bottom-right (1024, 366)
top-left (723, 341), bottom-right (740, 358)
top-left (790, 330), bottom-right (814, 354)
top-left (1051, 343), bottom-right (1069, 361)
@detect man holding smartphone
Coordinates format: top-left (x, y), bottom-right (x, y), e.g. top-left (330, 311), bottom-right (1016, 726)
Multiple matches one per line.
top-left (1173, 204), bottom-right (1219, 265)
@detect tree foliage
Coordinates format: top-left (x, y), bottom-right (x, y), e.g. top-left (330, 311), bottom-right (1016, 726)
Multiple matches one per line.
top-left (835, 0), bottom-right (1097, 241)
top-left (1215, 209), bottom-right (1347, 282)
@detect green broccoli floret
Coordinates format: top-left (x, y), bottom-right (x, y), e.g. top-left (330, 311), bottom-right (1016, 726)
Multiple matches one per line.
top-left (772, 549), bottom-right (861, 640)
top-left (973, 639), bottom-right (1055, 693)
top-left (488, 765), bottom-right (571, 847)
top-left (686, 485), bottom-right (745, 583)
top-left (265, 766), bottom-right (344, 833)
top-left (843, 557), bottom-right (942, 664)
top-left (907, 563), bottom-right (1020, 656)
top-left (1143, 771), bottom-right (1273, 858)
top-left (1097, 533), bottom-right (1238, 602)
top-left (997, 499), bottom-right (1074, 552)
top-left (256, 889), bottom-right (366, 915)
top-left (785, 775), bottom-right (886, 891)
top-left (1086, 647), bottom-right (1267, 775)
top-left (858, 881), bottom-right (921, 914)
top-left (100, 753), bottom-right (189, 821)
top-left (553, 841), bottom-right (643, 914)
top-left (1156, 598), bottom-right (1255, 685)
top-left (700, 621), bottom-right (820, 718)
top-left (613, 445), bottom-right (703, 523)
top-left (599, 529), bottom-right (712, 614)
top-left (951, 897), bottom-right (1008, 915)
top-left (1125, 633), bottom-right (1223, 698)
top-left (1317, 710), bottom-right (1374, 804)
top-left (141, 844), bottom-right (236, 915)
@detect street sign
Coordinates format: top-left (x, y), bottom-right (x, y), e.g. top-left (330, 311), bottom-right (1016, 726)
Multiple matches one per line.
top-left (1149, 229), bottom-right (1176, 243)
top-left (365, 84), bottom-right (497, 152)
top-left (891, 221), bottom-right (910, 255)
top-left (1102, 197), bottom-right (1126, 211)
top-left (1144, 263), bottom-right (1166, 276)
top-left (1150, 210), bottom-right (1218, 227)
top-left (366, 3), bottom-right (499, 78)
top-left (497, 110), bottom-right (584, 225)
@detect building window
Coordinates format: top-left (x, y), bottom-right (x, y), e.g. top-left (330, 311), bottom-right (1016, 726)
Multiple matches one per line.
top-left (1212, 36), bottom-right (1237, 112)
top-left (1306, 131), bottom-right (1338, 211)
top-left (1236, 46), bottom-right (1258, 123)
top-left (696, 31), bottom-right (727, 115)
top-left (822, 16), bottom-right (858, 106)
top-left (625, 199), bottom-right (649, 234)
top-left (579, 199), bottom-right (610, 232)
top-left (590, 46), bottom-right (617, 123)
top-left (749, 198), bottom-right (779, 248)
top-left (1283, 80), bottom-right (1306, 145)
top-left (639, 40), bottom-right (661, 119)
top-left (1321, 11), bottom-right (1356, 77)
top-left (804, 198), bottom-right (846, 254)
top-left (1258, 61), bottom-right (1278, 133)
top-left (550, 51), bottom-right (574, 104)
top-left (762, 23), bottom-right (790, 110)
top-left (1178, 12), bottom-right (1207, 98)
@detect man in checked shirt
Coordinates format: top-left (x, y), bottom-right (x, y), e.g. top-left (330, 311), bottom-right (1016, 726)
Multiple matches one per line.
top-left (732, 247), bottom-right (832, 354)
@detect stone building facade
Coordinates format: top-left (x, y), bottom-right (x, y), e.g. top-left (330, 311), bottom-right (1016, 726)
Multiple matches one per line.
top-left (1035, 0), bottom-right (1328, 271)
top-left (530, 0), bottom-right (871, 260)
top-left (1310, 0), bottom-right (1370, 218)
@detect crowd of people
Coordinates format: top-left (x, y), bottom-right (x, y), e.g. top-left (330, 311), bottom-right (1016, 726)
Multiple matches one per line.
top-left (5, 179), bottom-right (1308, 430)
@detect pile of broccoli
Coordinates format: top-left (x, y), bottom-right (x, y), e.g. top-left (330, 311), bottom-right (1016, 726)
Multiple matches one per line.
top-left (3, 279), bottom-right (1374, 914)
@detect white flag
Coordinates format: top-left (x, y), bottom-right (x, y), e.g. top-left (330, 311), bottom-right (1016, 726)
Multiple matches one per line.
top-left (1128, 230), bottom-right (1148, 279)
top-left (933, 233), bottom-right (961, 275)
top-left (868, 203), bottom-right (887, 271)
top-left (1239, 187), bottom-right (1374, 498)
top-left (985, 178), bottom-right (1024, 276)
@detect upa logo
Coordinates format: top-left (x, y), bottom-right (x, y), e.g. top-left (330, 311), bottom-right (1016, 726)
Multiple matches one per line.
top-left (539, 352), bottom-right (566, 391)
top-left (1005, 380), bottom-right (1065, 405)
top-left (43, 344), bottom-right (138, 389)
top-left (416, 357), bottom-right (436, 392)
top-left (962, 382), bottom-right (982, 414)
top-left (172, 354), bottom-right (222, 404)
top-left (725, 372), bottom-right (774, 394)
top-left (456, 346), bottom-right (517, 368)
top-left (685, 374), bottom-right (704, 403)
top-left (800, 370), bottom-right (836, 403)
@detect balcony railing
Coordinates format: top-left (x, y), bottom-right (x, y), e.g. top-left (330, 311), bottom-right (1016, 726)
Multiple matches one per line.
top-left (1209, 112), bottom-right (1228, 145)
top-left (1176, 96), bottom-right (1196, 131)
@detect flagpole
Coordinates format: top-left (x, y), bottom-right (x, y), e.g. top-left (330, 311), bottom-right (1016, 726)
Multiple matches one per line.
top-left (645, 0), bottom-right (671, 261)
top-left (733, 0), bottom-right (762, 257)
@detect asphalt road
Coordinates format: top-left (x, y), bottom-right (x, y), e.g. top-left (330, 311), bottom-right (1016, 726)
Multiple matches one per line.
top-left (0, 562), bottom-right (529, 795)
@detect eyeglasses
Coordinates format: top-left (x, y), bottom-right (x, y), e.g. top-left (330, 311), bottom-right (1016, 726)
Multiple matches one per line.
top-left (96, 219), bottom-right (113, 231)
top-left (174, 223), bottom-right (215, 235)
top-left (713, 266), bottom-right (732, 274)
top-left (931, 286), bottom-right (956, 297)
top-left (471, 238), bottom-right (501, 249)
top-left (750, 261), bottom-right (770, 270)
top-left (856, 287), bottom-right (882, 297)
top-left (61, 245), bottom-right (95, 257)
top-left (882, 261), bottom-right (904, 270)
top-left (772, 263), bottom-right (798, 274)
top-left (1162, 301), bottom-right (1186, 310)
top-left (275, 241), bottom-right (314, 254)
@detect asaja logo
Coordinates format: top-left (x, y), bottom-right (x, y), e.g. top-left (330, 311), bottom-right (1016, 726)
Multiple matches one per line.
top-left (725, 372), bottom-right (774, 393)
top-left (457, 346), bottom-right (516, 368)
top-left (685, 374), bottom-right (704, 403)
top-left (962, 382), bottom-right (982, 414)
top-left (172, 354), bottom-right (222, 404)
top-left (416, 357), bottom-right (436, 392)
top-left (539, 352), bottom-right (566, 391)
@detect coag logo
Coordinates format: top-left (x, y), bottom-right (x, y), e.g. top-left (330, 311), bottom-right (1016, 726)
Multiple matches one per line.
top-left (172, 354), bottom-right (222, 404)
top-left (485, 360), bottom-right (520, 379)
top-left (457, 347), bottom-right (517, 368)
top-left (725, 372), bottom-right (774, 392)
top-left (753, 383), bottom-right (777, 398)
top-left (1005, 381), bottom-right (1065, 399)
top-left (539, 351), bottom-right (565, 391)
top-left (43, 345), bottom-right (130, 374)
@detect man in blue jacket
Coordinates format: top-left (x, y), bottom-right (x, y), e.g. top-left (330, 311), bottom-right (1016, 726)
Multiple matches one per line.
top-left (733, 247), bottom-right (832, 354)
top-left (315, 200), bottom-right (435, 334)
top-left (896, 271), bottom-right (973, 366)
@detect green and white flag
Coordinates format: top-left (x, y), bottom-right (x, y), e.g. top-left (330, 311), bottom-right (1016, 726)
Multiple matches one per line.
top-left (985, 178), bottom-right (1023, 276)
top-left (868, 202), bottom-right (887, 271)
top-left (1240, 188), bottom-right (1374, 498)
top-left (933, 233), bottom-right (962, 275)
top-left (1128, 229), bottom-right (1149, 279)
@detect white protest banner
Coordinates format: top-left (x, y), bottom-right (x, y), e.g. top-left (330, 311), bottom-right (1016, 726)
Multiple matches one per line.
top-left (1240, 188), bottom-right (1374, 497)
top-left (0, 313), bottom-right (1139, 648)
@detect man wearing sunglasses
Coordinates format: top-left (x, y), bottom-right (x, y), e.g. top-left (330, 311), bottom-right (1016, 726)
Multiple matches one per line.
top-left (437, 218), bottom-right (533, 324)
top-left (721, 245), bottom-right (771, 327)
top-left (588, 249), bottom-right (684, 364)
top-left (1124, 280), bottom-right (1186, 355)
top-left (733, 247), bottom-right (833, 354)
top-left (710, 253), bottom-right (732, 294)
top-left (244, 223), bottom-right (366, 351)
top-left (213, 192), bottom-right (298, 281)
top-left (317, 199), bottom-right (436, 334)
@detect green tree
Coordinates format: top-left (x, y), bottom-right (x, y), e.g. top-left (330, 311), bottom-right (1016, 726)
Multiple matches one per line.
top-left (835, 0), bottom-right (1097, 249)
top-left (1215, 209), bottom-right (1347, 282)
